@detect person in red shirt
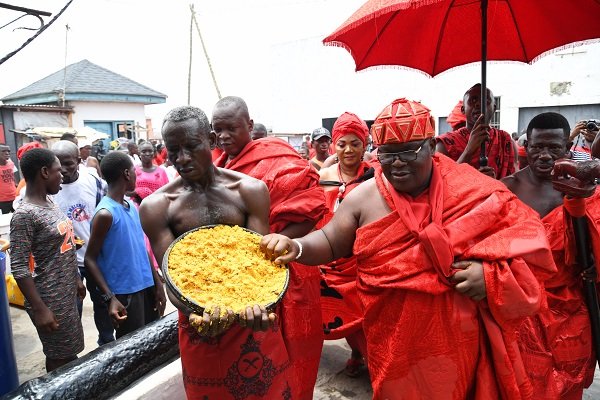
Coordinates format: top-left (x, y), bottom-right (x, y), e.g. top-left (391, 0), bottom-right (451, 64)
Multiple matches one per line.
top-left (0, 144), bottom-right (17, 213)
top-left (436, 84), bottom-right (517, 179)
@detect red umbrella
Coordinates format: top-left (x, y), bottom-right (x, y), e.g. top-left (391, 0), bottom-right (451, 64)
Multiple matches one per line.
top-left (323, 0), bottom-right (600, 164)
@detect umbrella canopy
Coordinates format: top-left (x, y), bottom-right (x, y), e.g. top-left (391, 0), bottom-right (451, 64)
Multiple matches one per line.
top-left (324, 0), bottom-right (600, 76)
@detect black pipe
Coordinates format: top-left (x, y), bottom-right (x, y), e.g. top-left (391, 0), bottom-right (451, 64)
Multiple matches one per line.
top-left (572, 216), bottom-right (600, 365)
top-left (1, 311), bottom-right (179, 400)
top-left (479, 0), bottom-right (489, 168)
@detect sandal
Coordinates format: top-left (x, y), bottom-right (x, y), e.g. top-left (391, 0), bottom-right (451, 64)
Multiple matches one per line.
top-left (344, 356), bottom-right (364, 378)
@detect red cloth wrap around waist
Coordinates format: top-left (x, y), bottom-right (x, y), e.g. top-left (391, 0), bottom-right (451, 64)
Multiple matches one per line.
top-left (518, 189), bottom-right (600, 399)
top-left (212, 138), bottom-right (326, 399)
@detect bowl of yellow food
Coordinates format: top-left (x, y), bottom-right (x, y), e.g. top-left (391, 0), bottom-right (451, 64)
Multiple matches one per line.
top-left (162, 224), bottom-right (289, 315)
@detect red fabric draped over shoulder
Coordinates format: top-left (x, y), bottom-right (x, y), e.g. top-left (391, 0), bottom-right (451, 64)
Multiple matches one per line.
top-left (518, 189), bottom-right (600, 399)
top-left (354, 155), bottom-right (556, 400)
top-left (213, 137), bottom-right (327, 399)
top-left (437, 127), bottom-right (516, 179)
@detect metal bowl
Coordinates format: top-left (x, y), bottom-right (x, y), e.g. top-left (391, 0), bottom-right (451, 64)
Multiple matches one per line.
top-left (161, 224), bottom-right (289, 315)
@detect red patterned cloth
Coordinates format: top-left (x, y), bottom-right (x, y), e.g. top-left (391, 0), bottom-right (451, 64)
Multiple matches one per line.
top-left (517, 189), bottom-right (600, 399)
top-left (437, 127), bottom-right (516, 179)
top-left (354, 155), bottom-right (556, 399)
top-left (318, 162), bottom-right (372, 356)
top-left (175, 137), bottom-right (326, 400)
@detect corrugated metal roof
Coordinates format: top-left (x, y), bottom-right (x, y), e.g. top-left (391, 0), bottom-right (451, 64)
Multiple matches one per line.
top-left (0, 103), bottom-right (73, 111)
top-left (1, 59), bottom-right (167, 102)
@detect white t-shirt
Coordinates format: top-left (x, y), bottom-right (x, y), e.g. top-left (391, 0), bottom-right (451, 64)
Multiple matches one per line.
top-left (53, 168), bottom-right (107, 268)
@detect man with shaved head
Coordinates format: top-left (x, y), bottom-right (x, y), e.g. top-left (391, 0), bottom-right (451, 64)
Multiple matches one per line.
top-left (250, 122), bottom-right (268, 140)
top-left (51, 140), bottom-right (113, 345)
top-left (436, 84), bottom-right (517, 179)
top-left (213, 96), bottom-right (327, 399)
top-left (140, 105), bottom-right (277, 400)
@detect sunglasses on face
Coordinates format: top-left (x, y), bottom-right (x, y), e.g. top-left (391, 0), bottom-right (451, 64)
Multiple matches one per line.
top-left (377, 139), bottom-right (429, 164)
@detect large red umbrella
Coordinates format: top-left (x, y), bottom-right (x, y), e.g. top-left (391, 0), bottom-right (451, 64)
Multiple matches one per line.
top-left (323, 0), bottom-right (600, 164)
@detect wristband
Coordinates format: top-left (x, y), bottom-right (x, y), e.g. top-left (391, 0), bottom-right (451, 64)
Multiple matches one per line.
top-left (292, 239), bottom-right (303, 260)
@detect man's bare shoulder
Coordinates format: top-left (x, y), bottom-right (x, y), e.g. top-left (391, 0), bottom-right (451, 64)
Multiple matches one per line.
top-left (501, 168), bottom-right (527, 192)
top-left (216, 167), bottom-right (262, 188)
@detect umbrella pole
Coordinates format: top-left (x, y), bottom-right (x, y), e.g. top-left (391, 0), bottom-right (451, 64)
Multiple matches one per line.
top-left (572, 216), bottom-right (600, 365)
top-left (479, 0), bottom-right (488, 167)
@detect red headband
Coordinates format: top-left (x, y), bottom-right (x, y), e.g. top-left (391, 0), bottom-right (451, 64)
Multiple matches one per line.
top-left (332, 112), bottom-right (368, 147)
top-left (372, 98), bottom-right (435, 145)
top-left (17, 141), bottom-right (43, 160)
top-left (447, 100), bottom-right (466, 130)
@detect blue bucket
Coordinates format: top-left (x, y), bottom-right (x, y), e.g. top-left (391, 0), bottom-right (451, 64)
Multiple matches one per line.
top-left (0, 251), bottom-right (19, 395)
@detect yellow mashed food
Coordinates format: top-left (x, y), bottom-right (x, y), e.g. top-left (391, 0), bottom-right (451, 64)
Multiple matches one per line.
top-left (167, 225), bottom-right (287, 312)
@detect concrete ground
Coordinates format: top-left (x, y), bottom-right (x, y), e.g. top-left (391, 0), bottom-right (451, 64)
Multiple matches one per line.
top-left (7, 294), bottom-right (600, 399)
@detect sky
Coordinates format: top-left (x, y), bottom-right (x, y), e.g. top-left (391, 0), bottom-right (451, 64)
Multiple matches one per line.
top-left (0, 0), bottom-right (367, 129)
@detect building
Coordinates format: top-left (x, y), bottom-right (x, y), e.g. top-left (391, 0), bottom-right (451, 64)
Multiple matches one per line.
top-left (1, 59), bottom-right (167, 157)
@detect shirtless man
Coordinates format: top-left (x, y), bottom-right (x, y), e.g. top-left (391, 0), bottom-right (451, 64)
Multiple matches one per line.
top-left (140, 106), bottom-right (287, 400)
top-left (502, 112), bottom-right (600, 398)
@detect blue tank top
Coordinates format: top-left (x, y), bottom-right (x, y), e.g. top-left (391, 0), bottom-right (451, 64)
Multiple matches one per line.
top-left (94, 197), bottom-right (154, 294)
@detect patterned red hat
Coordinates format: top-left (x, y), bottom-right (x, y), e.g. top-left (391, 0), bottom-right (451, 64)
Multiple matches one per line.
top-left (372, 98), bottom-right (435, 145)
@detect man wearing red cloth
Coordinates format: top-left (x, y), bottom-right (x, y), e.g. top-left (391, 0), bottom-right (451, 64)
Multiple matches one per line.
top-left (502, 112), bottom-right (600, 399)
top-left (141, 105), bottom-right (289, 400)
top-left (261, 98), bottom-right (556, 399)
top-left (213, 96), bottom-right (327, 399)
top-left (436, 84), bottom-right (517, 179)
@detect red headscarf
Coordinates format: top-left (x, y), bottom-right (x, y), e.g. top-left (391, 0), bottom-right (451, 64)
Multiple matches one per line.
top-left (17, 141), bottom-right (43, 160)
top-left (447, 100), bottom-right (466, 130)
top-left (332, 112), bottom-right (369, 147)
top-left (372, 98), bottom-right (435, 145)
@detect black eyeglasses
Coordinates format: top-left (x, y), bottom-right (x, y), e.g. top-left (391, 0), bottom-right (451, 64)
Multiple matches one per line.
top-left (377, 139), bottom-right (428, 164)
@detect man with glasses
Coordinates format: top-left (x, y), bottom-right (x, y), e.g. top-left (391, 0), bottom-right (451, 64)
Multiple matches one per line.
top-left (436, 84), bottom-right (517, 179)
top-left (259, 98), bottom-right (556, 399)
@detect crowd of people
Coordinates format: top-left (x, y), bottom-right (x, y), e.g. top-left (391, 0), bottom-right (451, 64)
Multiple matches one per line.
top-left (3, 83), bottom-right (600, 399)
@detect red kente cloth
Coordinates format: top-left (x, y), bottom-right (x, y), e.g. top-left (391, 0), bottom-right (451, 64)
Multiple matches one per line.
top-left (518, 189), bottom-right (600, 399)
top-left (175, 137), bottom-right (326, 400)
top-left (318, 162), bottom-right (371, 357)
top-left (437, 127), bottom-right (515, 179)
top-left (354, 154), bottom-right (556, 400)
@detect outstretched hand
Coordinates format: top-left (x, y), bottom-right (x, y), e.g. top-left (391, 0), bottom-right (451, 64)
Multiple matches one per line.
top-left (260, 234), bottom-right (298, 265)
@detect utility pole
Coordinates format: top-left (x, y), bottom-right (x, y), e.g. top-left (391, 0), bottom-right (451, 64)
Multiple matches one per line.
top-left (190, 4), bottom-right (221, 100)
top-left (187, 5), bottom-right (193, 105)
top-left (61, 23), bottom-right (70, 107)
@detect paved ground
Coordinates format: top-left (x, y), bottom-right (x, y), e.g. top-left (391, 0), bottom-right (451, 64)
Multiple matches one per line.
top-left (7, 295), bottom-right (600, 399)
